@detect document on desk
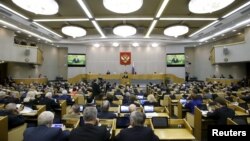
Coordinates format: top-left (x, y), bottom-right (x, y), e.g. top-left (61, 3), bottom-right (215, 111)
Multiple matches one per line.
top-left (145, 113), bottom-right (158, 118)
top-left (201, 110), bottom-right (209, 117)
top-left (20, 106), bottom-right (33, 114)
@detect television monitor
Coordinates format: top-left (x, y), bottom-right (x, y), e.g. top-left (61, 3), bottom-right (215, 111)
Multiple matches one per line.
top-left (166, 53), bottom-right (185, 67)
top-left (67, 54), bottom-right (86, 67)
top-left (144, 105), bottom-right (154, 113)
top-left (152, 117), bottom-right (169, 128)
top-left (136, 95), bottom-right (144, 100)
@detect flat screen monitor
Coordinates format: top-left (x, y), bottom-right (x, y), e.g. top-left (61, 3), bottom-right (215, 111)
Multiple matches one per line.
top-left (120, 105), bottom-right (129, 113)
top-left (136, 95), bottom-right (144, 100)
top-left (166, 53), bottom-right (185, 67)
top-left (68, 54), bottom-right (86, 67)
top-left (144, 105), bottom-right (154, 113)
top-left (152, 117), bottom-right (168, 128)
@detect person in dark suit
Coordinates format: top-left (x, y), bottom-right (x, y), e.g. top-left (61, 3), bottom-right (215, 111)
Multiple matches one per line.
top-left (115, 111), bottom-right (159, 141)
top-left (171, 55), bottom-right (179, 63)
top-left (207, 97), bottom-right (235, 125)
top-left (23, 111), bottom-right (69, 141)
top-left (98, 100), bottom-right (117, 119)
top-left (92, 79), bottom-right (101, 99)
top-left (184, 94), bottom-right (202, 114)
top-left (0, 103), bottom-right (25, 130)
top-left (58, 90), bottom-right (74, 105)
top-left (69, 107), bottom-right (110, 141)
top-left (39, 92), bottom-right (60, 111)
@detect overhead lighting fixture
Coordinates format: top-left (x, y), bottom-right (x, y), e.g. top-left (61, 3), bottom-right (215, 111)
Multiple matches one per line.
top-left (189, 0), bottom-right (234, 14)
top-left (112, 42), bottom-right (119, 47)
top-left (145, 20), bottom-right (158, 38)
top-left (160, 17), bottom-right (217, 21)
top-left (33, 22), bottom-right (62, 38)
top-left (132, 42), bottom-right (139, 47)
top-left (0, 3), bottom-right (29, 19)
top-left (92, 21), bottom-right (106, 38)
top-left (12, 0), bottom-right (59, 15)
top-left (3, 26), bottom-right (7, 28)
top-left (247, 24), bottom-right (250, 27)
top-left (77, 0), bottom-right (93, 18)
top-left (237, 32), bottom-right (241, 35)
top-left (94, 43), bottom-right (100, 48)
top-left (156, 0), bottom-right (169, 18)
top-left (164, 25), bottom-right (189, 37)
top-left (223, 1), bottom-right (250, 18)
top-left (96, 17), bottom-right (153, 21)
top-left (151, 43), bottom-right (158, 48)
top-left (113, 25), bottom-right (137, 37)
top-left (34, 18), bottom-right (89, 22)
top-left (61, 26), bottom-right (86, 38)
top-left (103, 0), bottom-right (143, 14)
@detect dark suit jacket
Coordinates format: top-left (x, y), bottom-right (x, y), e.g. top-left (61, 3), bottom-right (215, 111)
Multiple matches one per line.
top-left (69, 123), bottom-right (110, 141)
top-left (39, 97), bottom-right (60, 111)
top-left (24, 125), bottom-right (69, 141)
top-left (98, 111), bottom-right (117, 119)
top-left (115, 126), bottom-right (159, 141)
top-left (0, 110), bottom-right (25, 130)
top-left (207, 106), bottom-right (235, 125)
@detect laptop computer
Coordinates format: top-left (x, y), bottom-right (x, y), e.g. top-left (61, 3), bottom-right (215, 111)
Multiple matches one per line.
top-left (152, 117), bottom-right (168, 128)
top-left (116, 117), bottom-right (130, 128)
top-left (136, 95), bottom-right (144, 100)
top-left (144, 105), bottom-right (154, 113)
top-left (120, 105), bottom-right (130, 113)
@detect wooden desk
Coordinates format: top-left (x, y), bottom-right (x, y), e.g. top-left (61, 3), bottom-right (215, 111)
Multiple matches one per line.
top-left (0, 104), bottom-right (5, 109)
top-left (0, 116), bottom-right (8, 141)
top-left (14, 78), bottom-right (48, 84)
top-left (154, 129), bottom-right (195, 140)
top-left (145, 113), bottom-right (169, 118)
top-left (235, 111), bottom-right (249, 116)
top-left (206, 78), bottom-right (239, 85)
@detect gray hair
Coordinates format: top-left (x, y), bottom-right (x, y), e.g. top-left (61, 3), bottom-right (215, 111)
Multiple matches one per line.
top-left (83, 107), bottom-right (97, 121)
top-left (71, 104), bottom-right (80, 113)
top-left (101, 100), bottom-right (110, 112)
top-left (45, 92), bottom-right (52, 98)
top-left (130, 111), bottom-right (145, 126)
top-left (129, 104), bottom-right (137, 112)
top-left (38, 111), bottom-right (54, 126)
top-left (5, 103), bottom-right (16, 112)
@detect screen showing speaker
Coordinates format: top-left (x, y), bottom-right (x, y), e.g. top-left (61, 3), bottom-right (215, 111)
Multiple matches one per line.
top-left (67, 54), bottom-right (86, 67)
top-left (166, 53), bottom-right (185, 67)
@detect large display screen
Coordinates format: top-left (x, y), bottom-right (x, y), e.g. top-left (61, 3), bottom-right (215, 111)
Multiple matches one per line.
top-left (166, 53), bottom-right (185, 67)
top-left (67, 54), bottom-right (86, 67)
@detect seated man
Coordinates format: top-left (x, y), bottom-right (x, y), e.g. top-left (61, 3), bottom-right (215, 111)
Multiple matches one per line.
top-left (39, 92), bottom-right (60, 111)
top-left (207, 97), bottom-right (235, 125)
top-left (98, 100), bottom-right (117, 119)
top-left (69, 107), bottom-right (110, 141)
top-left (23, 111), bottom-right (69, 141)
top-left (124, 104), bottom-right (137, 117)
top-left (115, 111), bottom-right (159, 141)
top-left (63, 104), bottom-right (82, 119)
top-left (0, 103), bottom-right (25, 130)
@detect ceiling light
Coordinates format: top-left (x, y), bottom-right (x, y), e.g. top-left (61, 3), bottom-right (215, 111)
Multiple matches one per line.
top-left (156, 0), bottom-right (169, 18)
top-left (0, 3), bottom-right (29, 19)
top-left (96, 17), bottom-right (153, 21)
top-left (189, 0), bottom-right (234, 14)
top-left (132, 42), bottom-right (139, 47)
top-left (237, 32), bottom-right (241, 35)
top-left (61, 26), bottom-right (86, 38)
top-left (91, 21), bottom-right (106, 38)
top-left (113, 25), bottom-right (136, 37)
top-left (152, 43), bottom-right (158, 48)
top-left (103, 0), bottom-right (143, 14)
top-left (160, 17), bottom-right (217, 21)
top-left (94, 43), bottom-right (100, 48)
top-left (17, 30), bottom-right (21, 33)
top-left (247, 24), bottom-right (250, 27)
top-left (12, 0), bottom-right (58, 15)
top-left (34, 18), bottom-right (89, 22)
top-left (76, 0), bottom-right (93, 18)
top-left (164, 25), bottom-right (189, 37)
top-left (189, 20), bottom-right (218, 37)
top-left (3, 26), bottom-right (7, 28)
top-left (145, 20), bottom-right (158, 38)
top-left (112, 42), bottom-right (119, 47)
top-left (232, 30), bottom-right (237, 32)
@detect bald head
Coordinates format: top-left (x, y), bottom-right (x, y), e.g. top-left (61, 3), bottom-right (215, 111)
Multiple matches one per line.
top-left (129, 104), bottom-right (137, 113)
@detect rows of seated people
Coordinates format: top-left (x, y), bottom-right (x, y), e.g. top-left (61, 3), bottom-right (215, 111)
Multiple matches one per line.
top-left (0, 80), bottom-right (250, 141)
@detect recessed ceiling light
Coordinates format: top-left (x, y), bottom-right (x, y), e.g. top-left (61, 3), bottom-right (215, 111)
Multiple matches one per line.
top-left (112, 42), bottom-right (119, 47)
top-left (221, 34), bottom-right (225, 36)
top-left (17, 30), bottom-right (21, 33)
top-left (113, 25), bottom-right (136, 37)
top-left (3, 26), bottom-right (7, 28)
top-left (94, 43), bottom-right (100, 48)
top-left (61, 26), bottom-right (86, 38)
top-left (151, 43), bottom-right (158, 48)
top-left (237, 32), bottom-right (241, 35)
top-left (232, 30), bottom-right (237, 32)
top-left (164, 25), bottom-right (189, 37)
top-left (132, 42), bottom-right (139, 47)
top-left (103, 0), bottom-right (143, 14)
top-left (12, 0), bottom-right (59, 15)
top-left (247, 24), bottom-right (250, 27)
top-left (189, 0), bottom-right (234, 14)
